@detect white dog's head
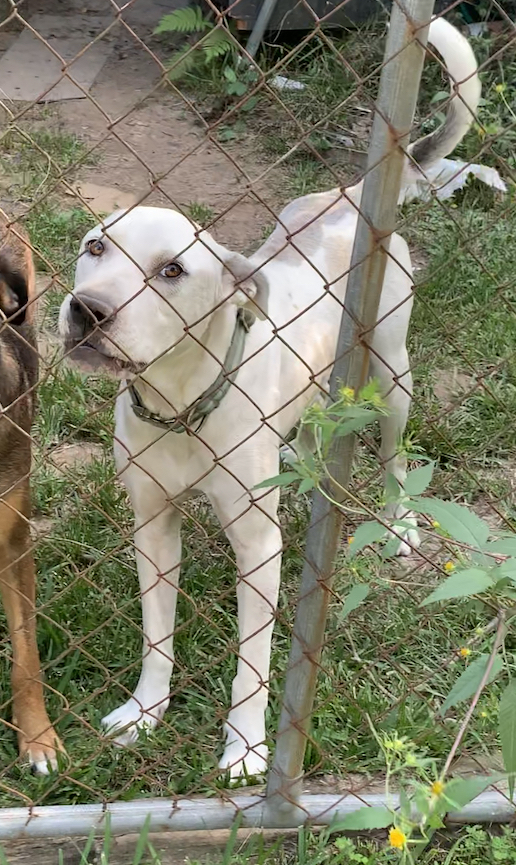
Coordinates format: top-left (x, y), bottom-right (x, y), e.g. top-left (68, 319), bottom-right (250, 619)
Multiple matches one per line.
top-left (58, 206), bottom-right (268, 377)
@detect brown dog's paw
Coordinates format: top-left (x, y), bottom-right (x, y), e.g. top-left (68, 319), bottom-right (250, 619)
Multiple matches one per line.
top-left (19, 728), bottom-right (66, 775)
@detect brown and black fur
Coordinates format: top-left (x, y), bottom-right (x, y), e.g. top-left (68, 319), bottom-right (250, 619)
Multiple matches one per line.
top-left (0, 218), bottom-right (62, 772)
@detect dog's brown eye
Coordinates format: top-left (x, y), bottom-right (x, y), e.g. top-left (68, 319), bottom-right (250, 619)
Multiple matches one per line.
top-left (86, 239), bottom-right (105, 257)
top-left (161, 262), bottom-right (183, 279)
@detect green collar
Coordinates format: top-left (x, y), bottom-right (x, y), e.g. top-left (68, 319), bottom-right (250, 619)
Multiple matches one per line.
top-left (127, 308), bottom-right (255, 435)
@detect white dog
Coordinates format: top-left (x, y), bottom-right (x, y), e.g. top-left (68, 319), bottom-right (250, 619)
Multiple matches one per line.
top-left (59, 18), bottom-right (480, 780)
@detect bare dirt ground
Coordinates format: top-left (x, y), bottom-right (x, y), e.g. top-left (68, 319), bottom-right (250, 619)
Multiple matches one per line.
top-left (0, 0), bottom-right (287, 252)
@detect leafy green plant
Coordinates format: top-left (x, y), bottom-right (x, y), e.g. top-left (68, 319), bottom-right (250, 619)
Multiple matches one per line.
top-left (329, 729), bottom-right (501, 863)
top-left (257, 383), bottom-right (516, 857)
top-left (154, 6), bottom-right (257, 100)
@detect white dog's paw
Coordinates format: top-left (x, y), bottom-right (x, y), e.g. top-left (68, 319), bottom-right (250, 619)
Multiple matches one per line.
top-left (391, 517), bottom-right (421, 557)
top-left (101, 696), bottom-right (169, 746)
top-left (219, 738), bottom-right (268, 784)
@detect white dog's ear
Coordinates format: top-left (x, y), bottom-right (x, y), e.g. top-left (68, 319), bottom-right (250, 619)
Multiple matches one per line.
top-left (222, 252), bottom-right (269, 321)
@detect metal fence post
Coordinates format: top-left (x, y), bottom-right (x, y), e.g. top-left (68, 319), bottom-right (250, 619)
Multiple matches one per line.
top-left (265, 0), bottom-right (436, 819)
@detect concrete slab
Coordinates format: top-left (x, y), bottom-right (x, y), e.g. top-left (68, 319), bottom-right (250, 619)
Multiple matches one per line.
top-left (0, 14), bottom-right (113, 102)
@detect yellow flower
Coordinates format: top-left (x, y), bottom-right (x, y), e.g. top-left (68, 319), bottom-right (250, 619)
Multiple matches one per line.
top-left (444, 561), bottom-right (455, 572)
top-left (348, 536), bottom-right (354, 545)
top-left (459, 647), bottom-right (471, 658)
top-left (431, 780), bottom-right (444, 796)
top-left (341, 386), bottom-right (355, 401)
top-left (495, 82), bottom-right (507, 94)
top-left (431, 520), bottom-right (440, 528)
top-left (480, 711), bottom-right (488, 718)
top-left (389, 827), bottom-right (407, 850)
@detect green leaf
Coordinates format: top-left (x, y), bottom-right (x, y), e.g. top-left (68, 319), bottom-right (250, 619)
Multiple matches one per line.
top-left (381, 535), bottom-right (404, 559)
top-left (348, 521), bottom-right (386, 558)
top-left (132, 814), bottom-right (152, 865)
top-left (254, 471), bottom-right (300, 490)
top-left (167, 45), bottom-right (203, 81)
top-left (226, 80), bottom-right (247, 96)
top-left (440, 654), bottom-right (503, 715)
top-left (421, 568), bottom-right (493, 606)
top-left (404, 461), bottom-right (435, 496)
top-left (333, 409), bottom-right (382, 439)
top-left (154, 7), bottom-right (208, 34)
top-left (484, 539), bottom-right (516, 556)
top-left (444, 775), bottom-right (502, 810)
top-left (241, 95), bottom-right (259, 112)
top-left (224, 66), bottom-right (237, 81)
top-left (217, 126), bottom-right (237, 142)
top-left (330, 805), bottom-right (393, 831)
top-left (78, 828), bottom-right (97, 865)
top-left (341, 584), bottom-right (370, 620)
top-left (202, 27), bottom-right (234, 63)
top-left (430, 89), bottom-right (450, 103)
top-left (385, 472), bottom-right (401, 502)
top-left (298, 477), bottom-right (315, 495)
top-left (410, 497), bottom-right (490, 549)
top-left (496, 559), bottom-right (516, 580)
top-left (499, 681), bottom-right (516, 799)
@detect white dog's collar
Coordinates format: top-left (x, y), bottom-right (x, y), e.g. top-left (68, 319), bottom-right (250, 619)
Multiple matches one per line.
top-left (127, 307), bottom-right (255, 435)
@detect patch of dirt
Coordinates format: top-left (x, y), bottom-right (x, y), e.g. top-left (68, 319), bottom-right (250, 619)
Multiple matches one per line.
top-left (411, 248), bottom-right (430, 273)
top-left (30, 515), bottom-right (54, 540)
top-left (432, 368), bottom-right (476, 408)
top-left (38, 328), bottom-right (61, 361)
top-left (66, 181), bottom-right (138, 212)
top-left (50, 442), bottom-right (104, 469)
top-left (0, 0), bottom-right (300, 254)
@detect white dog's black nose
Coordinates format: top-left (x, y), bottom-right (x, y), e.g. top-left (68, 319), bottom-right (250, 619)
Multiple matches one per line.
top-left (69, 294), bottom-right (114, 339)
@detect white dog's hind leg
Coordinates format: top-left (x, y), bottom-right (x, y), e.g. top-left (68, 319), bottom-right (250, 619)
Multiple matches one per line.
top-left (210, 482), bottom-right (282, 781)
top-left (371, 335), bottom-right (420, 556)
top-left (375, 361), bottom-right (420, 556)
top-left (101, 506), bottom-right (181, 745)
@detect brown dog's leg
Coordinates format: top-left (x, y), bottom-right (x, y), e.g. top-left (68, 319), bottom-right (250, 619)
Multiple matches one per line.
top-left (0, 483), bottom-right (63, 773)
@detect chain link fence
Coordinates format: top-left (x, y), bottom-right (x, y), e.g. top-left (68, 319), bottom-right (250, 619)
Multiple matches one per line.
top-left (1, 0), bottom-right (516, 851)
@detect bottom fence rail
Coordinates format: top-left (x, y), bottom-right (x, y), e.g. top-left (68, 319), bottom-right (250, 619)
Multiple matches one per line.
top-left (0, 790), bottom-right (513, 840)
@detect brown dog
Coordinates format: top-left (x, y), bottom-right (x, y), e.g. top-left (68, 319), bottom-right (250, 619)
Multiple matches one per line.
top-left (0, 217), bottom-right (61, 773)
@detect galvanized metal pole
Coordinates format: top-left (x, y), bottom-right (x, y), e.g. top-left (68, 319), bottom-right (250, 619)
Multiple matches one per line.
top-left (245, 0), bottom-right (280, 58)
top-left (0, 790), bottom-right (512, 839)
top-left (266, 0), bottom-right (436, 819)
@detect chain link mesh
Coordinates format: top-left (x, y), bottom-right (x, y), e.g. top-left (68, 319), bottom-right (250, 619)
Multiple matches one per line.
top-left (0, 0), bottom-right (515, 839)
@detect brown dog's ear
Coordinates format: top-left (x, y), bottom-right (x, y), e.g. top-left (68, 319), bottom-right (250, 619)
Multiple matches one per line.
top-left (0, 278), bottom-right (21, 319)
top-left (222, 253), bottom-right (269, 321)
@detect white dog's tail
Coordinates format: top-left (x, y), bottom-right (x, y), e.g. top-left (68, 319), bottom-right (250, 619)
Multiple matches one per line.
top-left (405, 17), bottom-right (481, 177)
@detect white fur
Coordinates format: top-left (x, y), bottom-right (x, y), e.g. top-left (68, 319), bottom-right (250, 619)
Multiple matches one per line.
top-left (58, 17), bottom-right (479, 780)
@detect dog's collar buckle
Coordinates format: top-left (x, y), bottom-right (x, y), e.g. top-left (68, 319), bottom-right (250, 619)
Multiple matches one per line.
top-left (127, 307), bottom-right (255, 435)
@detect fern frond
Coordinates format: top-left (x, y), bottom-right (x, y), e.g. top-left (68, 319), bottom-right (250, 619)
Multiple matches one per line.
top-left (154, 7), bottom-right (210, 35)
top-left (167, 44), bottom-right (204, 81)
top-left (202, 27), bottom-right (234, 62)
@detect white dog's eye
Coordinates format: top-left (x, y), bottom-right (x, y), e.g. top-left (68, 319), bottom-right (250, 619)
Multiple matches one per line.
top-left (160, 262), bottom-right (183, 279)
top-left (86, 239), bottom-right (105, 257)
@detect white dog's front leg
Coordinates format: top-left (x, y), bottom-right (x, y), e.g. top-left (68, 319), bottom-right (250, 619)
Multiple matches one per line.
top-left (211, 486), bottom-right (282, 781)
top-left (102, 507), bottom-right (181, 745)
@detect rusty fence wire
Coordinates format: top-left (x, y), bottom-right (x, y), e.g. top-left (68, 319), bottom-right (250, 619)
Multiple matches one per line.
top-left (0, 0), bottom-right (516, 846)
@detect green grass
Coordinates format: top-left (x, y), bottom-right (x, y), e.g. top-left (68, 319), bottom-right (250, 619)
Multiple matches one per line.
top-left (5, 821), bottom-right (516, 865)
top-left (187, 201), bottom-right (215, 227)
top-left (0, 28), bottom-right (514, 850)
